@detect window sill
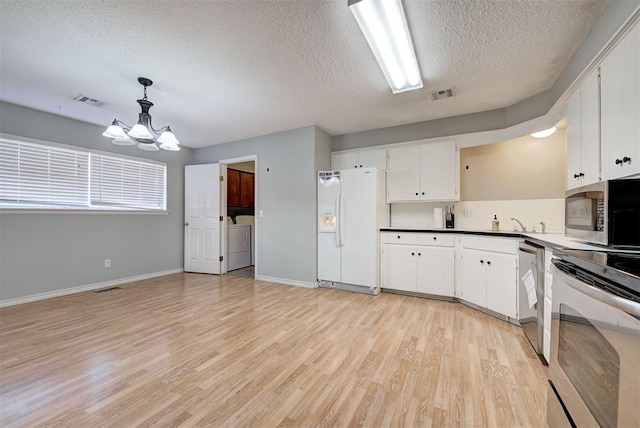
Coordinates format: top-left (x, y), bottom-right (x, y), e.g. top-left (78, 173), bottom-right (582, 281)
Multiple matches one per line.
top-left (0, 209), bottom-right (170, 215)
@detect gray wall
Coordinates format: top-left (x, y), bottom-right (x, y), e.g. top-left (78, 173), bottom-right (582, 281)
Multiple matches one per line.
top-left (194, 125), bottom-right (327, 285)
top-left (0, 101), bottom-right (194, 301)
top-left (332, 1), bottom-right (639, 151)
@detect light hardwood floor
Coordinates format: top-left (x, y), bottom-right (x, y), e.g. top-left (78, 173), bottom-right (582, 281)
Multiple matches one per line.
top-left (0, 273), bottom-right (548, 427)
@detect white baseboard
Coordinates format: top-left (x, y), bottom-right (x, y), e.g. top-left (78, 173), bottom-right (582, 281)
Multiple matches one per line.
top-left (0, 268), bottom-right (184, 308)
top-left (255, 275), bottom-right (318, 289)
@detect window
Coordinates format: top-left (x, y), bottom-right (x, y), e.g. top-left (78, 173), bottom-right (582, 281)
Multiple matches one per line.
top-left (0, 136), bottom-right (167, 211)
top-left (91, 152), bottom-right (166, 210)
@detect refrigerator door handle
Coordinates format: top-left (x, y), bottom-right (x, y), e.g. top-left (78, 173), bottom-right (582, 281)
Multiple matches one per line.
top-left (335, 195), bottom-right (341, 247)
top-left (339, 196), bottom-right (345, 246)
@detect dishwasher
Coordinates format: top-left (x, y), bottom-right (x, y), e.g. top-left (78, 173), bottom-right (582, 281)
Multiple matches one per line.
top-left (517, 240), bottom-right (545, 358)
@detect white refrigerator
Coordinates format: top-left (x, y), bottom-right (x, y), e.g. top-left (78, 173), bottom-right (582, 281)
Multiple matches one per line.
top-left (317, 168), bottom-right (388, 295)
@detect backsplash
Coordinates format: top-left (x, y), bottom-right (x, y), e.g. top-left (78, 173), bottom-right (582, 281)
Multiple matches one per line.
top-left (390, 198), bottom-right (565, 233)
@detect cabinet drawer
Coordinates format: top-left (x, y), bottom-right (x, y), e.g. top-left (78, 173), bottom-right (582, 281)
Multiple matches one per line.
top-left (459, 236), bottom-right (517, 254)
top-left (381, 232), bottom-right (417, 244)
top-left (416, 233), bottom-right (454, 247)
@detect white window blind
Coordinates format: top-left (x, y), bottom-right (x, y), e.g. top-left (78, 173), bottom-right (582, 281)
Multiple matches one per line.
top-left (90, 153), bottom-right (166, 210)
top-left (0, 138), bottom-right (89, 207)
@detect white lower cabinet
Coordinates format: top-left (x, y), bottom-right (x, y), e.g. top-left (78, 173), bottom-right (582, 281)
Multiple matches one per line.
top-left (381, 244), bottom-right (417, 292)
top-left (381, 232), bottom-right (454, 297)
top-left (416, 246), bottom-right (454, 296)
top-left (456, 236), bottom-right (518, 319)
top-left (382, 233), bottom-right (518, 320)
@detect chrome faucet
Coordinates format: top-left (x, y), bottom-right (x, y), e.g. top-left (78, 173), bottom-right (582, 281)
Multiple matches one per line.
top-left (540, 221), bottom-right (546, 234)
top-left (511, 217), bottom-right (527, 232)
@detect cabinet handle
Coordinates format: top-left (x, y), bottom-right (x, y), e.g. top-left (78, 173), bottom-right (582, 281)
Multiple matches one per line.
top-left (421, 192), bottom-right (425, 195)
top-left (616, 158), bottom-right (623, 165)
top-left (359, 164), bottom-right (363, 167)
top-left (433, 236), bottom-right (437, 240)
top-left (487, 261), bottom-right (491, 266)
top-left (480, 260), bottom-right (484, 264)
top-left (184, 222), bottom-right (189, 226)
top-left (573, 173), bottom-right (580, 179)
top-left (415, 192), bottom-right (419, 196)
top-left (397, 235), bottom-right (401, 239)
top-left (411, 252), bottom-right (415, 256)
top-left (579, 172), bottom-right (584, 177)
top-left (623, 156), bottom-right (631, 164)
top-left (418, 252), bottom-right (421, 256)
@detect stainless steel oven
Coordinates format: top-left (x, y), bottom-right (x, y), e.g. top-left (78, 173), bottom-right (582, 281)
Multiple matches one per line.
top-left (548, 250), bottom-right (640, 427)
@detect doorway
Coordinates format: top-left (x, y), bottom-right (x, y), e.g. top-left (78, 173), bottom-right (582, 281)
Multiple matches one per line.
top-left (221, 155), bottom-right (257, 278)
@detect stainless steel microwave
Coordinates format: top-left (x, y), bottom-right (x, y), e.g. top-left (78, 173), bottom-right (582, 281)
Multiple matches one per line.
top-left (565, 178), bottom-right (640, 248)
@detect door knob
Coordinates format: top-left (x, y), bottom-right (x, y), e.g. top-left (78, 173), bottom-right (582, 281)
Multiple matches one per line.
top-left (184, 222), bottom-right (189, 226)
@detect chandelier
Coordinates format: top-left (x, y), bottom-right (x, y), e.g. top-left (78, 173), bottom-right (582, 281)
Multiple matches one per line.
top-left (102, 77), bottom-right (180, 151)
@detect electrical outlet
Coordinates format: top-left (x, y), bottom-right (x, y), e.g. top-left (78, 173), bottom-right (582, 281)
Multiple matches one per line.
top-left (259, 210), bottom-right (264, 218)
top-left (104, 259), bottom-right (111, 268)
top-left (463, 209), bottom-right (474, 218)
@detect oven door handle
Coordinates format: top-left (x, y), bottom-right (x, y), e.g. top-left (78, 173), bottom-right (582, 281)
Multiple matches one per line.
top-left (552, 265), bottom-right (640, 318)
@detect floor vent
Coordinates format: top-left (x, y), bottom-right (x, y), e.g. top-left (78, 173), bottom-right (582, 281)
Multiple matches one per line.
top-left (95, 286), bottom-right (122, 293)
top-left (73, 94), bottom-right (107, 107)
top-left (431, 88), bottom-right (455, 101)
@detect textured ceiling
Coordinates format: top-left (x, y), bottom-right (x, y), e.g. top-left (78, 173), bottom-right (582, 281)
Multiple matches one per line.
top-left (0, 0), bottom-right (609, 148)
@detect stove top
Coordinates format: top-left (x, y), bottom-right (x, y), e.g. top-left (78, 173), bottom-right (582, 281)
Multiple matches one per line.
top-left (555, 248), bottom-right (640, 295)
top-left (561, 250), bottom-right (640, 277)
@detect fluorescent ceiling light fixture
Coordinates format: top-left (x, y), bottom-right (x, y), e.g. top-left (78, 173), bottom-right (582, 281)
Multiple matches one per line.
top-left (531, 127), bottom-right (557, 138)
top-left (349, 0), bottom-right (423, 94)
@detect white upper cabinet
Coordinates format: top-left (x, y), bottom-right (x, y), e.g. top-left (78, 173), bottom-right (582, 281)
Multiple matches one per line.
top-left (387, 141), bottom-right (458, 202)
top-left (600, 22), bottom-right (640, 180)
top-left (420, 141), bottom-right (457, 200)
top-left (332, 147), bottom-right (387, 171)
top-left (387, 145), bottom-right (421, 201)
top-left (566, 68), bottom-right (600, 190)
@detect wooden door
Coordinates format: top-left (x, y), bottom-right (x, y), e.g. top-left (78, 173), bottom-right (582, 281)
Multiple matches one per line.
top-left (227, 169), bottom-right (240, 206)
top-left (240, 172), bottom-right (254, 207)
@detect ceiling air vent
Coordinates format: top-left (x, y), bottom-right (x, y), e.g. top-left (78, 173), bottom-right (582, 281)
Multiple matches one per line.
top-left (430, 88), bottom-right (455, 101)
top-left (73, 94), bottom-right (107, 107)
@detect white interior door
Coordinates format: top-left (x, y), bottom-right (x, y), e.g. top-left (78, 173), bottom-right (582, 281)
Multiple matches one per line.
top-left (184, 164), bottom-right (222, 274)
